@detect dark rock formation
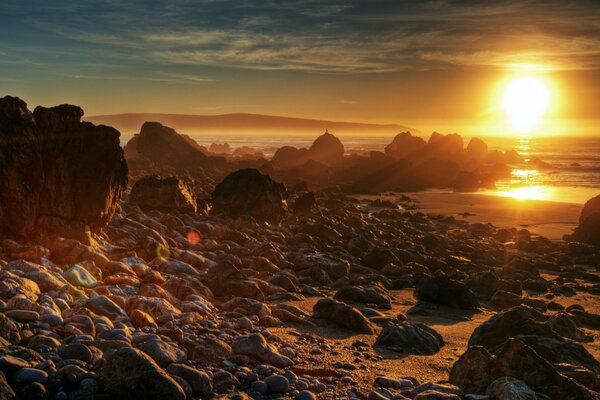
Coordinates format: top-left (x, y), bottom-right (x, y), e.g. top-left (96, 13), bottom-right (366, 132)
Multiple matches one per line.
top-left (271, 131), bottom-right (344, 170)
top-left (293, 192), bottom-right (317, 215)
top-left (131, 122), bottom-right (208, 168)
top-left (100, 347), bottom-right (186, 400)
top-left (0, 96), bottom-right (127, 243)
top-left (416, 275), bottom-right (479, 309)
top-left (211, 169), bottom-right (287, 222)
top-left (384, 131), bottom-right (426, 159)
top-left (571, 194), bottom-right (600, 246)
top-left (334, 284), bottom-right (392, 309)
top-left (130, 175), bottom-right (197, 214)
top-left (375, 323), bottom-right (444, 355)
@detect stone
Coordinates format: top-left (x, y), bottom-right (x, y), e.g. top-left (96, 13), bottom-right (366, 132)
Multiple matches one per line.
top-left (0, 96), bottom-right (127, 243)
top-left (417, 275), bottom-right (479, 309)
top-left (139, 339), bottom-right (187, 367)
top-left (100, 347), bottom-right (185, 400)
top-left (13, 368), bottom-right (48, 384)
top-left (87, 295), bottom-right (127, 319)
top-left (313, 298), bottom-right (374, 334)
top-left (0, 371), bottom-right (15, 400)
top-left (384, 131), bottom-right (426, 159)
top-left (486, 377), bottom-right (550, 400)
top-left (211, 169), bottom-right (287, 222)
top-left (571, 194), bottom-right (600, 246)
top-left (293, 192), bottom-right (317, 215)
top-left (60, 343), bottom-right (93, 363)
top-left (62, 265), bottom-right (97, 288)
top-left (264, 375), bottom-right (290, 394)
top-left (3, 310), bottom-right (39, 322)
top-left (231, 333), bottom-right (293, 367)
top-left (334, 284), bottom-right (392, 309)
top-left (375, 323), bottom-right (444, 355)
top-left (166, 364), bottom-right (212, 398)
top-left (449, 346), bottom-right (497, 394)
top-left (127, 121), bottom-right (211, 169)
top-left (130, 175), bottom-right (197, 214)
top-left (295, 390), bottom-right (316, 400)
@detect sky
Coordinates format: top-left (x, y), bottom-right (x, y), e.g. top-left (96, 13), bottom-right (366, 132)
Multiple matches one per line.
top-left (1, 0), bottom-right (599, 136)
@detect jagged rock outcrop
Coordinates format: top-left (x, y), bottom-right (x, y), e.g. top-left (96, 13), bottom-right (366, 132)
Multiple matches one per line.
top-left (130, 175), bottom-right (197, 214)
top-left (271, 131), bottom-right (344, 170)
top-left (384, 131), bottom-right (426, 159)
top-left (0, 96), bottom-right (127, 243)
top-left (211, 169), bottom-right (287, 222)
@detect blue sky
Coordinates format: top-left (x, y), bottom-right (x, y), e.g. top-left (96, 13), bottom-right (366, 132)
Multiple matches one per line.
top-left (1, 0), bottom-right (599, 134)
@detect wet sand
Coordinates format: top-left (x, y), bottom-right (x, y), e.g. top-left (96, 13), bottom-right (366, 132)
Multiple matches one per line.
top-left (409, 191), bottom-right (582, 240)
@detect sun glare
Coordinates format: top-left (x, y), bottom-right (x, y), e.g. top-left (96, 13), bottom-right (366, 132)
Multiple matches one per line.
top-left (502, 77), bottom-right (549, 131)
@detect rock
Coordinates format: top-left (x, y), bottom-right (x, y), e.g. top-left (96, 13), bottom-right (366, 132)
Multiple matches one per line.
top-left (572, 194), bottom-right (600, 246)
top-left (62, 264), bottom-right (97, 288)
top-left (0, 96), bottom-right (127, 243)
top-left (3, 310), bottom-right (38, 322)
top-left (87, 295), bottom-right (127, 319)
top-left (486, 376), bottom-right (550, 400)
top-left (334, 284), bottom-right (392, 309)
top-left (375, 323), bottom-right (444, 355)
top-left (384, 131), bottom-right (426, 159)
top-left (545, 312), bottom-right (592, 342)
top-left (231, 333), bottom-right (293, 367)
top-left (139, 339), bottom-right (187, 367)
top-left (264, 375), bottom-right (290, 394)
top-left (416, 275), bottom-right (479, 309)
top-left (100, 347), bottom-right (185, 400)
top-left (414, 391), bottom-right (462, 400)
top-left (166, 364), bottom-right (212, 398)
top-left (449, 346), bottom-right (496, 394)
top-left (130, 175), bottom-right (197, 214)
top-left (0, 371), bottom-right (15, 400)
top-left (452, 171), bottom-right (480, 192)
top-left (295, 390), bottom-right (316, 400)
top-left (13, 368), bottom-right (48, 384)
top-left (60, 343), bottom-right (93, 363)
top-left (307, 131), bottom-right (344, 165)
top-left (293, 192), bottom-right (317, 215)
top-left (468, 307), bottom-right (559, 349)
top-left (129, 121), bottom-right (210, 168)
top-left (313, 298), bottom-right (374, 334)
top-left (211, 169), bottom-right (287, 222)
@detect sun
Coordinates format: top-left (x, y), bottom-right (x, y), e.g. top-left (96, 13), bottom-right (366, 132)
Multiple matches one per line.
top-left (502, 77), bottom-right (549, 131)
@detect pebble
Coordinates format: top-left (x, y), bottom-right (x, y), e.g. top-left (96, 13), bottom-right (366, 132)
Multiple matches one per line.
top-left (265, 375), bottom-right (290, 394)
top-left (13, 368), bottom-right (48, 384)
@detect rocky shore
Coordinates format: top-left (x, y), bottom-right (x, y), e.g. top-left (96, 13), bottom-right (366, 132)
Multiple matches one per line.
top-left (0, 96), bottom-right (600, 400)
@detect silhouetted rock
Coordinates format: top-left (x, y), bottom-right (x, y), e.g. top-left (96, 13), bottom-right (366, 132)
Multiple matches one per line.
top-left (384, 131), bottom-right (426, 159)
top-left (0, 96), bottom-right (127, 243)
top-left (572, 194), bottom-right (600, 246)
top-left (308, 131), bottom-right (344, 165)
top-left (209, 142), bottom-right (231, 154)
top-left (132, 121), bottom-right (210, 168)
top-left (211, 169), bottom-right (287, 222)
top-left (271, 131), bottom-right (343, 170)
top-left (130, 175), bottom-right (197, 214)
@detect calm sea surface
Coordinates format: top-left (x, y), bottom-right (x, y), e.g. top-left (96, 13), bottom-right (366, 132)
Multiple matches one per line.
top-left (187, 134), bottom-right (600, 204)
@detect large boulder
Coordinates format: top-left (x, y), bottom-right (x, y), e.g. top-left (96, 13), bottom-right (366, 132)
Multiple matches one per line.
top-left (307, 131), bottom-right (344, 165)
top-left (132, 121), bottom-right (208, 168)
top-left (130, 175), bottom-right (197, 213)
top-left (100, 347), bottom-right (186, 400)
top-left (571, 194), bottom-right (600, 246)
top-left (416, 275), bottom-right (479, 309)
top-left (384, 131), bottom-right (426, 159)
top-left (0, 97), bottom-right (128, 243)
top-left (211, 169), bottom-right (287, 222)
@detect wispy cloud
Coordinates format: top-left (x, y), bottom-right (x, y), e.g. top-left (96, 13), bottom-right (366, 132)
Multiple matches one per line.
top-left (1, 0), bottom-right (599, 74)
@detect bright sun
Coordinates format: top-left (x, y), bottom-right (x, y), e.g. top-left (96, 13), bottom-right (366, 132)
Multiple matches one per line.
top-left (502, 77), bottom-right (549, 131)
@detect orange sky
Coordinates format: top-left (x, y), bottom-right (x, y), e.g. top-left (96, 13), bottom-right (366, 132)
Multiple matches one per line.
top-left (1, 1), bottom-right (599, 137)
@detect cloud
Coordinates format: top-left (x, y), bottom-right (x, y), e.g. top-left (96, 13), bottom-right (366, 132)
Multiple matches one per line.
top-left (339, 100), bottom-right (358, 105)
top-left (2, 0), bottom-right (599, 74)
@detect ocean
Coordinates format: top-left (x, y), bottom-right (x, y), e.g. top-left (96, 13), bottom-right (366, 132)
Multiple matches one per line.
top-left (188, 133), bottom-right (600, 205)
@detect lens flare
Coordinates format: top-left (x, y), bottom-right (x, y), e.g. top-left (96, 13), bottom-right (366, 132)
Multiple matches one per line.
top-left (186, 231), bottom-right (201, 246)
top-left (156, 244), bottom-right (171, 260)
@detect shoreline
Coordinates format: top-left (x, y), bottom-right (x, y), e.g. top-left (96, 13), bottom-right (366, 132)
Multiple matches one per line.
top-left (356, 190), bottom-right (583, 240)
